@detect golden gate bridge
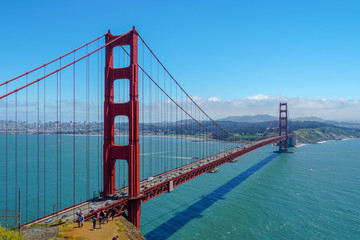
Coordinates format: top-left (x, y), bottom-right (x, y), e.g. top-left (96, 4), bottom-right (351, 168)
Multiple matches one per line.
top-left (0, 27), bottom-right (294, 230)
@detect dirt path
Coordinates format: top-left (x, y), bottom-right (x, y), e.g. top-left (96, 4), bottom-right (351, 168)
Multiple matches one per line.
top-left (62, 218), bottom-right (124, 240)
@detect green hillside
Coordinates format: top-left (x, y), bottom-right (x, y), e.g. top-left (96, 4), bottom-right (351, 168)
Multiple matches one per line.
top-left (294, 126), bottom-right (360, 144)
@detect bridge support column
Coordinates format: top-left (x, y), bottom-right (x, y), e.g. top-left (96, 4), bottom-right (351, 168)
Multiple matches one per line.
top-left (168, 180), bottom-right (174, 192)
top-left (278, 102), bottom-right (288, 152)
top-left (104, 27), bottom-right (141, 229)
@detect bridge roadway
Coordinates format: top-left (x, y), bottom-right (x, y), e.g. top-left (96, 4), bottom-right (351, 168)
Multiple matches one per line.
top-left (25, 135), bottom-right (289, 226)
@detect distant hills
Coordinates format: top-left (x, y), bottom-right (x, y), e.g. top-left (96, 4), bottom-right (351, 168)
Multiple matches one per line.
top-left (218, 114), bottom-right (328, 123)
top-left (292, 116), bottom-right (325, 122)
top-left (216, 114), bottom-right (360, 143)
top-left (218, 114), bottom-right (360, 128)
top-left (217, 114), bottom-right (328, 123)
top-left (218, 114), bottom-right (274, 122)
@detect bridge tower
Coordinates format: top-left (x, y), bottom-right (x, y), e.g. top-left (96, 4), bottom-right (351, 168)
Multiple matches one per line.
top-left (104, 27), bottom-right (141, 229)
top-left (278, 102), bottom-right (289, 152)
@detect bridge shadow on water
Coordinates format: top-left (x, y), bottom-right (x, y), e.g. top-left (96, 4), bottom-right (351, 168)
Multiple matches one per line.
top-left (144, 153), bottom-right (279, 240)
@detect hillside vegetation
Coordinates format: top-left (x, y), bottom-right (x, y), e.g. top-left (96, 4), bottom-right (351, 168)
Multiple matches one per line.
top-left (214, 120), bottom-right (360, 144)
top-left (294, 126), bottom-right (360, 144)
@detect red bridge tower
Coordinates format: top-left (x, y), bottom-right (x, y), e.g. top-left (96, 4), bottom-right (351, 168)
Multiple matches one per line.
top-left (103, 27), bottom-right (141, 229)
top-left (278, 102), bottom-right (289, 152)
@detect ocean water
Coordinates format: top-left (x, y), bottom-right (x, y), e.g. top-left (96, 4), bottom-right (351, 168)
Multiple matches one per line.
top-left (0, 134), bottom-right (234, 227)
top-left (141, 138), bottom-right (360, 239)
top-left (1, 135), bottom-right (359, 239)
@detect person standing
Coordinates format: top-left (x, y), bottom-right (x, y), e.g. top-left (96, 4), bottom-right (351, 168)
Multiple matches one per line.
top-left (91, 216), bottom-right (97, 230)
top-left (80, 214), bottom-right (84, 227)
top-left (98, 215), bottom-right (102, 229)
top-left (77, 215), bottom-right (81, 227)
top-left (106, 210), bottom-right (109, 223)
top-left (100, 211), bottom-right (105, 223)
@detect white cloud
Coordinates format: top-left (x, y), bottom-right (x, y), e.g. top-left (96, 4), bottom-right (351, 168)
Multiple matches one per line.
top-left (208, 97), bottom-right (222, 102)
top-left (192, 96), bottom-right (202, 101)
top-left (246, 94), bottom-right (270, 101)
top-left (193, 95), bottom-right (360, 122)
top-left (2, 94), bottom-right (359, 123)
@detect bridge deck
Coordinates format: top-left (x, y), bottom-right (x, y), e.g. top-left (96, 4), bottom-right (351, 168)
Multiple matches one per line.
top-left (25, 135), bottom-right (289, 226)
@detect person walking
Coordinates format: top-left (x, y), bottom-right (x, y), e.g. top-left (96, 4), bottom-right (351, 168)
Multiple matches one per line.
top-left (106, 210), bottom-right (109, 223)
top-left (91, 216), bottom-right (97, 230)
top-left (100, 211), bottom-right (105, 223)
top-left (98, 215), bottom-right (102, 229)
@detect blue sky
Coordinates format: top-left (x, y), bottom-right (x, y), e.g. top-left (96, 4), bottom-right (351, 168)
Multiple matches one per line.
top-left (1, 0), bottom-right (360, 120)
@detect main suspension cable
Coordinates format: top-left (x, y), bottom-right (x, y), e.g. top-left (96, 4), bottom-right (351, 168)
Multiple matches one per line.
top-left (0, 33), bottom-right (107, 87)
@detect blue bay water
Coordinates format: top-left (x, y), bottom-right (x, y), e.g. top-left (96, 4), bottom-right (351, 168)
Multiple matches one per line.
top-left (141, 138), bottom-right (360, 239)
top-left (1, 135), bottom-right (359, 239)
top-left (0, 134), bottom-right (233, 226)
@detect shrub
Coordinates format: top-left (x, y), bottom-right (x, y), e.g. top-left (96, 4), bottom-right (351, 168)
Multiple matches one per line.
top-left (0, 225), bottom-right (24, 240)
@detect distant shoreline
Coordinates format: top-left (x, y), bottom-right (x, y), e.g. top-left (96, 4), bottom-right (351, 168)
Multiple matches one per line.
top-left (2, 133), bottom-right (358, 146)
top-left (0, 133), bottom-right (213, 141)
top-left (295, 137), bottom-right (358, 147)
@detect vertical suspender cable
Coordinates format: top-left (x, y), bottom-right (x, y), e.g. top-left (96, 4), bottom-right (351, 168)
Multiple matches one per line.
top-left (122, 49), bottom-right (126, 186)
top-left (156, 61), bottom-right (159, 175)
top-left (37, 81), bottom-right (40, 219)
top-left (199, 106), bottom-right (201, 157)
top-left (155, 61), bottom-right (158, 175)
top-left (56, 71), bottom-right (59, 213)
top-left (59, 59), bottom-right (62, 210)
top-left (5, 84), bottom-right (8, 227)
top-left (160, 63), bottom-right (163, 174)
top-left (26, 75), bottom-right (29, 222)
top-left (202, 114), bottom-right (204, 158)
top-left (117, 48), bottom-right (121, 188)
top-left (121, 50), bottom-right (124, 186)
top-left (124, 48), bottom-right (126, 185)
top-left (176, 85), bottom-right (178, 168)
top-left (205, 115), bottom-right (207, 156)
top-left (190, 100), bottom-right (192, 160)
top-left (142, 42), bottom-right (144, 180)
top-left (170, 75), bottom-right (173, 170)
top-left (97, 40), bottom-right (100, 194)
top-left (206, 114), bottom-right (208, 156)
top-left (122, 50), bottom-right (125, 186)
top-left (164, 69), bottom-right (167, 172)
top-left (149, 54), bottom-right (152, 177)
top-left (193, 102), bottom-right (195, 157)
top-left (180, 91), bottom-right (183, 166)
top-left (160, 67), bottom-right (162, 174)
top-left (161, 70), bottom-right (164, 172)
top-left (185, 98), bottom-right (190, 161)
top-left (191, 101), bottom-right (194, 158)
top-left (163, 68), bottom-right (165, 173)
top-left (187, 98), bottom-right (189, 161)
top-left (100, 47), bottom-right (104, 191)
top-left (15, 92), bottom-right (18, 220)
top-left (198, 106), bottom-right (201, 157)
top-left (86, 46), bottom-right (90, 200)
top-left (187, 95), bottom-right (189, 160)
top-left (43, 67), bottom-right (46, 216)
top-left (73, 52), bottom-right (76, 206)
top-left (201, 111), bottom-right (203, 158)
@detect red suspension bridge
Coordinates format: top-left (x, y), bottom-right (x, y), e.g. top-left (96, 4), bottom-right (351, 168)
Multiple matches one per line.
top-left (0, 27), bottom-right (294, 230)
